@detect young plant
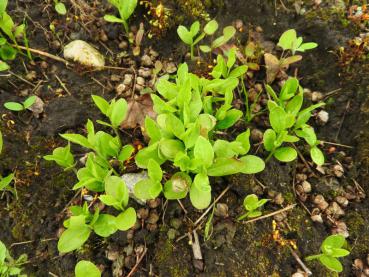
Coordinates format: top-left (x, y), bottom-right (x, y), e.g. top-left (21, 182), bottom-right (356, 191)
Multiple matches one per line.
top-left (0, 0), bottom-right (28, 71)
top-left (0, 240), bottom-right (27, 277)
top-left (104, 0), bottom-right (137, 34)
top-left (135, 63), bottom-right (265, 209)
top-left (54, 0), bottom-right (67, 15)
top-left (3, 95), bottom-right (36, 112)
top-left (75, 260), bottom-right (101, 277)
top-left (278, 29), bottom-right (318, 55)
top-left (305, 234), bottom-right (350, 272)
top-left (264, 77), bottom-right (325, 165)
top-left (210, 47), bottom-right (248, 79)
top-left (199, 24), bottom-right (236, 54)
top-left (237, 194), bottom-right (269, 220)
top-left (44, 95), bottom-right (137, 253)
top-left (0, 130), bottom-right (15, 196)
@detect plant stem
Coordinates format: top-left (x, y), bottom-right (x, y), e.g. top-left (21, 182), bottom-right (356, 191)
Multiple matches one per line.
top-left (305, 254), bottom-right (322, 261)
top-left (265, 151), bottom-right (274, 162)
top-left (190, 45), bottom-right (194, 60)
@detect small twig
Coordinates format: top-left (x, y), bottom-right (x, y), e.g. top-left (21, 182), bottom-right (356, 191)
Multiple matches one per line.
top-left (14, 45), bottom-right (68, 64)
top-left (190, 230), bottom-right (203, 260)
top-left (59, 189), bottom-right (82, 215)
top-left (322, 88), bottom-right (342, 100)
top-left (126, 247), bottom-right (148, 277)
top-left (8, 71), bottom-right (35, 87)
top-left (193, 185), bottom-right (231, 227)
top-left (321, 141), bottom-right (354, 149)
top-left (242, 204), bottom-right (296, 224)
top-left (11, 238), bottom-right (56, 247)
top-left (288, 246), bottom-right (312, 276)
top-left (48, 272), bottom-right (59, 277)
top-left (55, 74), bottom-right (72, 95)
top-left (91, 77), bottom-right (108, 90)
top-left (177, 199), bottom-right (188, 214)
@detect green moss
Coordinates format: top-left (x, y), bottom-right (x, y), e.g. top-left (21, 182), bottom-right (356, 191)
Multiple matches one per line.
top-left (284, 192), bottom-right (295, 204)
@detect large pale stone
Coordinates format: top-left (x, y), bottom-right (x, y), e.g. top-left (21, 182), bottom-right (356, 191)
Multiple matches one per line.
top-left (63, 40), bottom-right (105, 69)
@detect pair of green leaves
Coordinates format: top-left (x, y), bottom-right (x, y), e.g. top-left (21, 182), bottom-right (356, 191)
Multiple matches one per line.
top-left (92, 95), bottom-right (128, 129)
top-left (54, 0), bottom-right (67, 15)
top-left (104, 0), bottom-right (137, 33)
top-left (200, 24), bottom-right (236, 53)
top-left (0, 240), bottom-right (27, 277)
top-left (134, 159), bottom-right (163, 200)
top-left (211, 47), bottom-right (248, 79)
top-left (278, 29), bottom-right (318, 55)
top-left (3, 95), bottom-right (36, 112)
top-left (305, 234), bottom-right (350, 272)
top-left (44, 143), bottom-right (75, 169)
top-left (237, 194), bottom-right (269, 220)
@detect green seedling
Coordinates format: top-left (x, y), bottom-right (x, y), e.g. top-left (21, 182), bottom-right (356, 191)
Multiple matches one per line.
top-left (210, 47), bottom-right (248, 79)
top-left (306, 234), bottom-right (350, 272)
top-left (0, 240), bottom-right (27, 277)
top-left (54, 0), bottom-right (67, 15)
top-left (4, 95), bottom-right (36, 112)
top-left (75, 260), bottom-right (101, 277)
top-left (0, 130), bottom-right (15, 197)
top-left (199, 25), bottom-right (236, 54)
top-left (278, 29), bottom-right (318, 55)
top-left (264, 77), bottom-right (325, 165)
top-left (135, 63), bottom-right (265, 209)
top-left (237, 194), bottom-right (269, 220)
top-left (104, 0), bottom-right (137, 34)
top-left (0, 0), bottom-right (28, 70)
top-left (45, 95), bottom-right (136, 254)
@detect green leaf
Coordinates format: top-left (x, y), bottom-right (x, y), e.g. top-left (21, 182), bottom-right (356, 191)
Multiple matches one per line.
top-left (274, 147), bottom-right (297, 162)
top-left (322, 235), bottom-right (346, 251)
top-left (43, 144), bottom-right (74, 168)
top-left (135, 142), bottom-right (165, 168)
top-left (0, 0), bottom-right (8, 18)
top-left (108, 98), bottom-right (128, 128)
top-left (199, 45), bottom-right (212, 53)
top-left (156, 78), bottom-right (177, 100)
top-left (23, 95), bottom-right (37, 109)
top-left (0, 173), bottom-right (13, 191)
top-left (297, 42), bottom-right (318, 52)
top-left (318, 255), bottom-right (343, 272)
top-left (216, 109), bottom-right (243, 129)
top-left (75, 260), bottom-right (101, 277)
top-left (263, 129), bottom-right (276, 151)
top-left (310, 146), bottom-right (324, 166)
top-left (265, 85), bottom-right (279, 102)
top-left (91, 95), bottom-right (110, 115)
top-left (269, 106), bottom-right (287, 133)
top-left (177, 25), bottom-right (193, 45)
top-left (159, 139), bottom-right (185, 160)
top-left (277, 29), bottom-right (297, 51)
top-left (244, 194), bottom-right (259, 211)
top-left (92, 214), bottom-right (117, 237)
top-left (190, 21), bottom-right (200, 37)
top-left (134, 179), bottom-right (155, 199)
top-left (236, 129), bottom-right (251, 154)
top-left (148, 159), bottom-right (162, 183)
top-left (0, 44), bottom-right (17, 60)
top-left (145, 117), bottom-right (161, 142)
top-left (194, 136), bottom-right (214, 168)
top-left (115, 207), bottom-right (136, 231)
top-left (207, 157), bottom-right (245, 176)
top-left (118, 145), bottom-right (134, 162)
top-left (239, 155), bottom-right (265, 174)
top-left (280, 78), bottom-right (299, 101)
top-left (286, 92), bottom-right (303, 116)
top-left (4, 102), bottom-right (24, 111)
top-left (121, 0), bottom-right (137, 21)
top-left (204, 19), bottom-right (218, 35)
top-left (190, 173), bottom-right (211, 210)
top-left (0, 60), bottom-right (9, 71)
top-left (58, 222), bottom-right (91, 253)
top-left (163, 172), bottom-right (191, 200)
top-left (99, 195), bottom-right (119, 206)
top-left (60, 134), bottom-right (92, 149)
top-left (0, 129), bottom-right (2, 153)
top-left (0, 240), bottom-right (6, 263)
top-left (227, 47), bottom-right (236, 69)
top-left (55, 2), bottom-right (67, 15)
top-left (105, 175), bottom-right (129, 208)
top-left (229, 65), bottom-right (248, 78)
top-left (212, 26), bottom-right (236, 49)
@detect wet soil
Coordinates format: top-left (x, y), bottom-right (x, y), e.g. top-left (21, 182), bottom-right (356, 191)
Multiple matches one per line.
top-left (1, 0), bottom-right (369, 276)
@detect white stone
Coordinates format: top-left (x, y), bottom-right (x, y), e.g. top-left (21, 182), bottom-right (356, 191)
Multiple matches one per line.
top-left (63, 40), bottom-right (105, 69)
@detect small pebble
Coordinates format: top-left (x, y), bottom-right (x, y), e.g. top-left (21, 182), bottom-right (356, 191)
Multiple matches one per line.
top-left (165, 62), bottom-right (177, 74)
top-left (141, 54), bottom-right (153, 66)
top-left (311, 214), bottom-right (323, 223)
top-left (119, 41), bottom-right (128, 49)
top-left (335, 196), bottom-right (348, 207)
top-left (302, 180), bottom-right (312, 193)
top-left (123, 74), bottom-right (133, 85)
top-left (137, 208), bottom-right (149, 220)
top-left (214, 203), bottom-right (229, 218)
top-left (251, 128), bottom-right (263, 142)
top-left (136, 76), bottom-right (145, 86)
top-left (317, 110), bottom-right (329, 124)
top-left (146, 211), bottom-right (159, 224)
top-left (326, 202), bottom-right (345, 217)
top-left (313, 195), bottom-right (329, 210)
top-left (274, 193), bottom-right (284, 205)
top-left (115, 83), bottom-right (127, 94)
top-left (147, 198), bottom-right (161, 209)
top-left (333, 164), bottom-right (344, 178)
top-left (311, 91), bottom-right (324, 102)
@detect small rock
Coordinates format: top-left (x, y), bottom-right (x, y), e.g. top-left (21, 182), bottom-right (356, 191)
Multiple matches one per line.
top-left (137, 208), bottom-right (149, 220)
top-left (115, 83), bottom-right (127, 95)
top-left (302, 180), bottom-right (312, 193)
top-left (291, 272), bottom-right (305, 277)
top-left (123, 74), bottom-right (133, 85)
top-left (353, 258), bottom-right (364, 270)
top-left (141, 54), bottom-right (153, 66)
top-left (335, 196), bottom-right (348, 207)
top-left (147, 198), bottom-right (160, 209)
top-left (136, 76), bottom-right (145, 86)
top-left (313, 195), bottom-right (329, 210)
top-left (26, 71), bottom-right (37, 81)
top-left (146, 223), bottom-right (157, 232)
top-left (146, 211), bottom-right (159, 224)
top-left (311, 214), bottom-right (323, 223)
top-left (214, 203), bottom-right (229, 218)
top-left (149, 49), bottom-right (159, 59)
top-left (333, 164), bottom-right (344, 178)
top-left (119, 41), bottom-right (128, 49)
top-left (234, 19), bottom-right (244, 30)
top-left (274, 212), bottom-right (287, 222)
top-left (326, 202), bottom-right (345, 217)
top-left (311, 91), bottom-right (324, 102)
top-left (296, 173), bottom-right (307, 182)
top-left (111, 74), bottom-right (121, 82)
top-left (332, 221), bottom-right (349, 237)
top-left (40, 61), bottom-right (48, 69)
top-left (64, 40), bottom-right (105, 69)
top-left (138, 68), bottom-right (152, 78)
top-left (165, 62), bottom-right (177, 74)
top-left (317, 110), bottom-right (329, 124)
top-left (27, 96), bottom-right (44, 118)
top-left (251, 128), bottom-right (263, 142)
top-left (107, 249), bottom-right (120, 261)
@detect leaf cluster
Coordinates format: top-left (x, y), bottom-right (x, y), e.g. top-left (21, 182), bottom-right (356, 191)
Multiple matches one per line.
top-left (3, 96), bottom-right (36, 112)
top-left (264, 78), bottom-right (325, 165)
top-left (237, 194), bottom-right (269, 220)
top-left (0, 240), bottom-right (27, 277)
top-left (104, 0), bottom-right (137, 34)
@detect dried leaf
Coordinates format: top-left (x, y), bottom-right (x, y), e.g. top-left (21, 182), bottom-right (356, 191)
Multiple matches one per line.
top-left (121, 94), bottom-right (156, 129)
top-left (264, 53), bottom-right (280, 83)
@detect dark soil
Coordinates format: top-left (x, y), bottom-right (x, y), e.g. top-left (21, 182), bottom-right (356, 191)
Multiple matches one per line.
top-left (1, 0), bottom-right (369, 276)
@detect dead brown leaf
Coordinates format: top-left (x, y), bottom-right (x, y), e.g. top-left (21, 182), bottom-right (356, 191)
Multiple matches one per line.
top-left (121, 94), bottom-right (156, 129)
top-left (264, 53), bottom-right (281, 83)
